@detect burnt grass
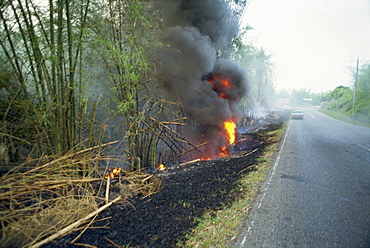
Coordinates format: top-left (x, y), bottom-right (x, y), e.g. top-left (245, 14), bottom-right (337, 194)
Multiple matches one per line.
top-left (42, 123), bottom-right (282, 248)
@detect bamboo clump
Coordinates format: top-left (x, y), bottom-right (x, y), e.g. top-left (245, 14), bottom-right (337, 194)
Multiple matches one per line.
top-left (0, 144), bottom-right (162, 248)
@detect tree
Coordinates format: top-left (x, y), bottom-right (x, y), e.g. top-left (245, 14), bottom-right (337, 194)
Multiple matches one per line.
top-left (353, 63), bottom-right (370, 121)
top-left (327, 86), bottom-right (353, 112)
top-left (0, 0), bottom-right (93, 156)
top-left (229, 27), bottom-right (276, 113)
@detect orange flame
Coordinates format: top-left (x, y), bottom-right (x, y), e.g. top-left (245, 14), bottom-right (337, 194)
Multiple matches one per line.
top-left (158, 164), bottom-right (166, 170)
top-left (219, 119), bottom-right (236, 157)
top-left (104, 167), bottom-right (123, 179)
top-left (208, 76), bottom-right (232, 99)
top-left (200, 157), bottom-right (211, 161)
top-left (223, 119), bottom-right (236, 144)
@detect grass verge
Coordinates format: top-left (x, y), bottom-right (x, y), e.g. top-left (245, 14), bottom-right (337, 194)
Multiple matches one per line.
top-left (319, 109), bottom-right (370, 128)
top-left (177, 123), bottom-right (287, 248)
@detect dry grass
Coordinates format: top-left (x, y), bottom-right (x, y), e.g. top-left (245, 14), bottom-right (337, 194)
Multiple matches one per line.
top-left (178, 123), bottom-right (287, 247)
top-left (0, 143), bottom-right (162, 248)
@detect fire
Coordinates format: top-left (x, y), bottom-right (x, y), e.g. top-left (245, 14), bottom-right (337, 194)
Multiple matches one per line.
top-left (104, 167), bottom-right (123, 179)
top-left (157, 164), bottom-right (166, 170)
top-left (223, 119), bottom-right (236, 144)
top-left (200, 157), bottom-right (211, 161)
top-left (196, 75), bottom-right (237, 160)
top-left (219, 119), bottom-right (236, 156)
top-left (208, 75), bottom-right (232, 99)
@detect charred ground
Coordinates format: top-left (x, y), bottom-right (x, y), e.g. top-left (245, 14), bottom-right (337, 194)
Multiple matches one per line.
top-left (42, 122), bottom-right (284, 248)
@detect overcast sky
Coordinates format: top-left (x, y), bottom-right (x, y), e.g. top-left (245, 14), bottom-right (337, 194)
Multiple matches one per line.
top-left (241, 0), bottom-right (370, 93)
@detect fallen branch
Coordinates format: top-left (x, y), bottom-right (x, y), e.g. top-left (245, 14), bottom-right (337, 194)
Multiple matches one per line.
top-left (30, 196), bottom-right (122, 248)
top-left (104, 236), bottom-right (124, 247)
top-left (141, 174), bottom-right (154, 183)
top-left (72, 243), bottom-right (97, 248)
top-left (105, 177), bottom-right (110, 203)
top-left (0, 141), bottom-right (119, 189)
top-left (178, 159), bottom-right (200, 167)
top-left (237, 148), bottom-right (260, 175)
top-left (27, 140), bottom-right (119, 174)
top-left (169, 142), bottom-right (208, 162)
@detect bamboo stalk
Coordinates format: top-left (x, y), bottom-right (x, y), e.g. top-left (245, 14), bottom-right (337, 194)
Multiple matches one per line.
top-left (30, 197), bottom-right (122, 248)
top-left (88, 101), bottom-right (98, 148)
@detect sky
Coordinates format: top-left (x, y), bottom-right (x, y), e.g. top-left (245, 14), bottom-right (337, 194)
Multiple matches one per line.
top-left (241, 0), bottom-right (370, 93)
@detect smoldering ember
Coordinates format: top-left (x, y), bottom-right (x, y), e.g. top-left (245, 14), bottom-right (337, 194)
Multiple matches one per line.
top-left (0, 0), bottom-right (290, 247)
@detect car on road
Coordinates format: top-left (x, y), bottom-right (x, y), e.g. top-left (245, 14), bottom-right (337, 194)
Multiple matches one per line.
top-left (291, 110), bottom-right (304, 119)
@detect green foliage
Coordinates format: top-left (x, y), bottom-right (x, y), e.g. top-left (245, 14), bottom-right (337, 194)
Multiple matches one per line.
top-left (230, 27), bottom-right (276, 111)
top-left (353, 64), bottom-right (370, 122)
top-left (321, 63), bottom-right (370, 123)
top-left (88, 0), bottom-right (166, 170)
top-left (356, 65), bottom-right (370, 107)
top-left (0, 0), bottom-right (190, 170)
top-left (327, 86), bottom-right (353, 111)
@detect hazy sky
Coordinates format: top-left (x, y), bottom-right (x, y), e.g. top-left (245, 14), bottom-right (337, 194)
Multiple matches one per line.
top-left (242, 0), bottom-right (370, 93)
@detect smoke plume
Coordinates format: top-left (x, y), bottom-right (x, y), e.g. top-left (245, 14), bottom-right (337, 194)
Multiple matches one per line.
top-left (156, 0), bottom-right (249, 159)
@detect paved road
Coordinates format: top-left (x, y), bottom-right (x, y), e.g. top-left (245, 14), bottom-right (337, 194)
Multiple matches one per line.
top-left (235, 109), bottom-right (370, 248)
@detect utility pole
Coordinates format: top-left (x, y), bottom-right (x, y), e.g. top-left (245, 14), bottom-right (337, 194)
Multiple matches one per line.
top-left (352, 58), bottom-right (359, 115)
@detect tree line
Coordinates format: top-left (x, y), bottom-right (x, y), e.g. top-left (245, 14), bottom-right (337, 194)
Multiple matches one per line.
top-left (1, 0), bottom-right (270, 171)
top-left (275, 62), bottom-right (370, 124)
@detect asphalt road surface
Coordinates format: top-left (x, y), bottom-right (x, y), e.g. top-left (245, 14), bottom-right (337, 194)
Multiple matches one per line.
top-left (235, 109), bottom-right (370, 248)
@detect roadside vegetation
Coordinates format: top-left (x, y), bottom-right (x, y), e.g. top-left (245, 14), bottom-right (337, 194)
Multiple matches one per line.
top-left (0, 0), bottom-right (366, 246)
top-left (0, 0), bottom-right (278, 247)
top-left (275, 62), bottom-right (370, 126)
top-left (319, 109), bottom-right (370, 128)
top-left (321, 63), bottom-right (370, 126)
top-left (178, 123), bottom-right (287, 247)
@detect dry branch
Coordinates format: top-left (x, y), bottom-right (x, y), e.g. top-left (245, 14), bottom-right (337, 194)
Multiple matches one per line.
top-left (25, 140), bottom-right (119, 174)
top-left (104, 236), bottom-right (123, 247)
top-left (169, 142), bottom-right (208, 162)
top-left (236, 148), bottom-right (260, 175)
top-left (0, 132), bottom-right (31, 144)
top-left (72, 243), bottom-right (97, 248)
top-left (178, 159), bottom-right (201, 167)
top-left (149, 117), bottom-right (200, 151)
top-left (105, 177), bottom-right (110, 203)
top-left (30, 197), bottom-right (122, 248)
top-left (141, 174), bottom-right (154, 183)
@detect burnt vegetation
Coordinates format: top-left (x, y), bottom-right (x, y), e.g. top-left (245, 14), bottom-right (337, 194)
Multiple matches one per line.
top-left (0, 0), bottom-right (279, 247)
top-left (41, 122), bottom-right (285, 248)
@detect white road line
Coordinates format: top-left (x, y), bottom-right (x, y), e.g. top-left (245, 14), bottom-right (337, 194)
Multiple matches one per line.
top-left (305, 111), bottom-right (315, 119)
top-left (240, 121), bottom-right (292, 246)
top-left (358, 144), bottom-right (370, 153)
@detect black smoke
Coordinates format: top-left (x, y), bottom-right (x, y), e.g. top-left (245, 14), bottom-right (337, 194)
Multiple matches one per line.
top-left (156, 0), bottom-right (249, 159)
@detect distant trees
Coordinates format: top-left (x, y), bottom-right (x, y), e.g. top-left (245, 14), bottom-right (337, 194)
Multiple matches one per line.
top-left (230, 26), bottom-right (276, 114)
top-left (354, 64), bottom-right (370, 117)
top-left (324, 63), bottom-right (370, 123)
top-left (327, 86), bottom-right (353, 112)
